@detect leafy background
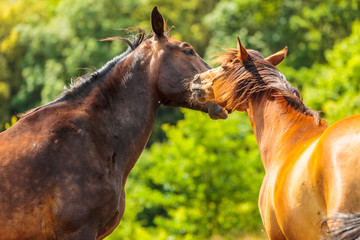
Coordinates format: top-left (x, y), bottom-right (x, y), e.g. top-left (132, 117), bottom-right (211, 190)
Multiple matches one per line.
top-left (1, 0), bottom-right (360, 239)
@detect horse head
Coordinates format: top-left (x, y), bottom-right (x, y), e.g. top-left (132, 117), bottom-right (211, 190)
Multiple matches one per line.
top-left (190, 37), bottom-right (287, 112)
top-left (141, 7), bottom-right (228, 119)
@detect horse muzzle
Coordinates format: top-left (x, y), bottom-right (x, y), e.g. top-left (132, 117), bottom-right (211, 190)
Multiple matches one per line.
top-left (190, 74), bottom-right (207, 104)
top-left (190, 74), bottom-right (228, 120)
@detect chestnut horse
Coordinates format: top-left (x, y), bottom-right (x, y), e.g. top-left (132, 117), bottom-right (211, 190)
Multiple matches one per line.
top-left (190, 37), bottom-right (360, 240)
top-left (0, 7), bottom-right (226, 240)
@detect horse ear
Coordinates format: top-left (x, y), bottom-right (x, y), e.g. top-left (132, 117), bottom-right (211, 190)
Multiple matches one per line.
top-left (265, 46), bottom-right (288, 67)
top-left (151, 6), bottom-right (165, 38)
top-left (237, 37), bottom-right (251, 62)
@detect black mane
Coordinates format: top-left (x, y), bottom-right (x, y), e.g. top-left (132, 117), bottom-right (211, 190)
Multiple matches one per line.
top-left (20, 29), bottom-right (149, 117)
top-left (56, 29), bottom-right (149, 103)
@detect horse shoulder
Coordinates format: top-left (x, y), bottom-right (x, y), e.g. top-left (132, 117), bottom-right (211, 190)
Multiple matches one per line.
top-left (260, 138), bottom-right (325, 239)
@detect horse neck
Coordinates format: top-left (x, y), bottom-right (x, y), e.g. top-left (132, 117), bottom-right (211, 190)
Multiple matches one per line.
top-left (246, 92), bottom-right (327, 171)
top-left (81, 52), bottom-right (159, 177)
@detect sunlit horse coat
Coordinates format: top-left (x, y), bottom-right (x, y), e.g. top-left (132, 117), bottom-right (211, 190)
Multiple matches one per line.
top-left (191, 37), bottom-right (360, 240)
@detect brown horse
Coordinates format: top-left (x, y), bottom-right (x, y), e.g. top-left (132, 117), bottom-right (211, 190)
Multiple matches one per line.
top-left (0, 7), bottom-right (226, 240)
top-left (190, 37), bottom-right (360, 240)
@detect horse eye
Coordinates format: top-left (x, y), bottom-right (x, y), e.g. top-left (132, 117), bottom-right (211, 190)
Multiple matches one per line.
top-left (183, 48), bottom-right (195, 56)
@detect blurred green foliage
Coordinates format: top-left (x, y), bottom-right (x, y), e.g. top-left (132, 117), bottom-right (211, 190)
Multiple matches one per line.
top-left (204, 0), bottom-right (359, 68)
top-left (300, 20), bottom-right (360, 123)
top-left (11, 0), bottom-right (137, 112)
top-left (1, 0), bottom-right (360, 239)
top-left (108, 110), bottom-right (264, 239)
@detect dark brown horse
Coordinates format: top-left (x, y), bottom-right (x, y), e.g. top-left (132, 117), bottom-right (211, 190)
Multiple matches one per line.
top-left (0, 7), bottom-right (226, 240)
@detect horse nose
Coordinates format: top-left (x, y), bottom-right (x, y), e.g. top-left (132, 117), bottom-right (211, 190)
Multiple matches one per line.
top-left (194, 73), bottom-right (201, 80)
top-left (190, 74), bottom-right (202, 92)
top-left (190, 74), bottom-right (207, 104)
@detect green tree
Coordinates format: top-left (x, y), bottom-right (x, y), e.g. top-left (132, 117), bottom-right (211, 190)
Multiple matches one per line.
top-left (12, 0), bottom-right (138, 112)
top-left (297, 20), bottom-right (360, 123)
top-left (107, 110), bottom-right (264, 239)
top-left (204, 0), bottom-right (359, 68)
top-left (0, 0), bottom-right (54, 127)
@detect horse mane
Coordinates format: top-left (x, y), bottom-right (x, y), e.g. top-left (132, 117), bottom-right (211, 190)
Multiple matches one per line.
top-left (213, 48), bottom-right (321, 123)
top-left (59, 28), bottom-right (150, 101)
top-left (19, 28), bottom-right (156, 118)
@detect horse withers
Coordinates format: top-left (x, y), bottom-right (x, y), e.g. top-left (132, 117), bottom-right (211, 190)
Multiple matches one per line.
top-left (0, 7), bottom-right (226, 240)
top-left (190, 37), bottom-right (360, 240)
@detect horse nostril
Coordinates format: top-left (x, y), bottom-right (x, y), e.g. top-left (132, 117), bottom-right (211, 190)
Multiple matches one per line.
top-left (190, 75), bottom-right (203, 92)
top-left (193, 73), bottom-right (201, 80)
top-left (191, 89), bottom-right (207, 104)
top-left (190, 82), bottom-right (200, 92)
top-left (194, 89), bottom-right (202, 96)
top-left (190, 74), bottom-right (208, 103)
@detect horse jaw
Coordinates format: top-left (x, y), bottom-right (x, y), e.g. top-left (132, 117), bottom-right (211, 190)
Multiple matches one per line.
top-left (207, 102), bottom-right (228, 120)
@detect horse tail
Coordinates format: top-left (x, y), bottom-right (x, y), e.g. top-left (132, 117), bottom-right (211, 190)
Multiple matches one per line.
top-left (322, 213), bottom-right (360, 240)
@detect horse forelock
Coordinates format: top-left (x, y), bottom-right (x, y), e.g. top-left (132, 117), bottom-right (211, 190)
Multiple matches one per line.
top-left (213, 49), bottom-right (320, 123)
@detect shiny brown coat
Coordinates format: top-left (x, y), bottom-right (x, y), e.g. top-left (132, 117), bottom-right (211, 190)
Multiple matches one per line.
top-left (0, 7), bottom-right (225, 240)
